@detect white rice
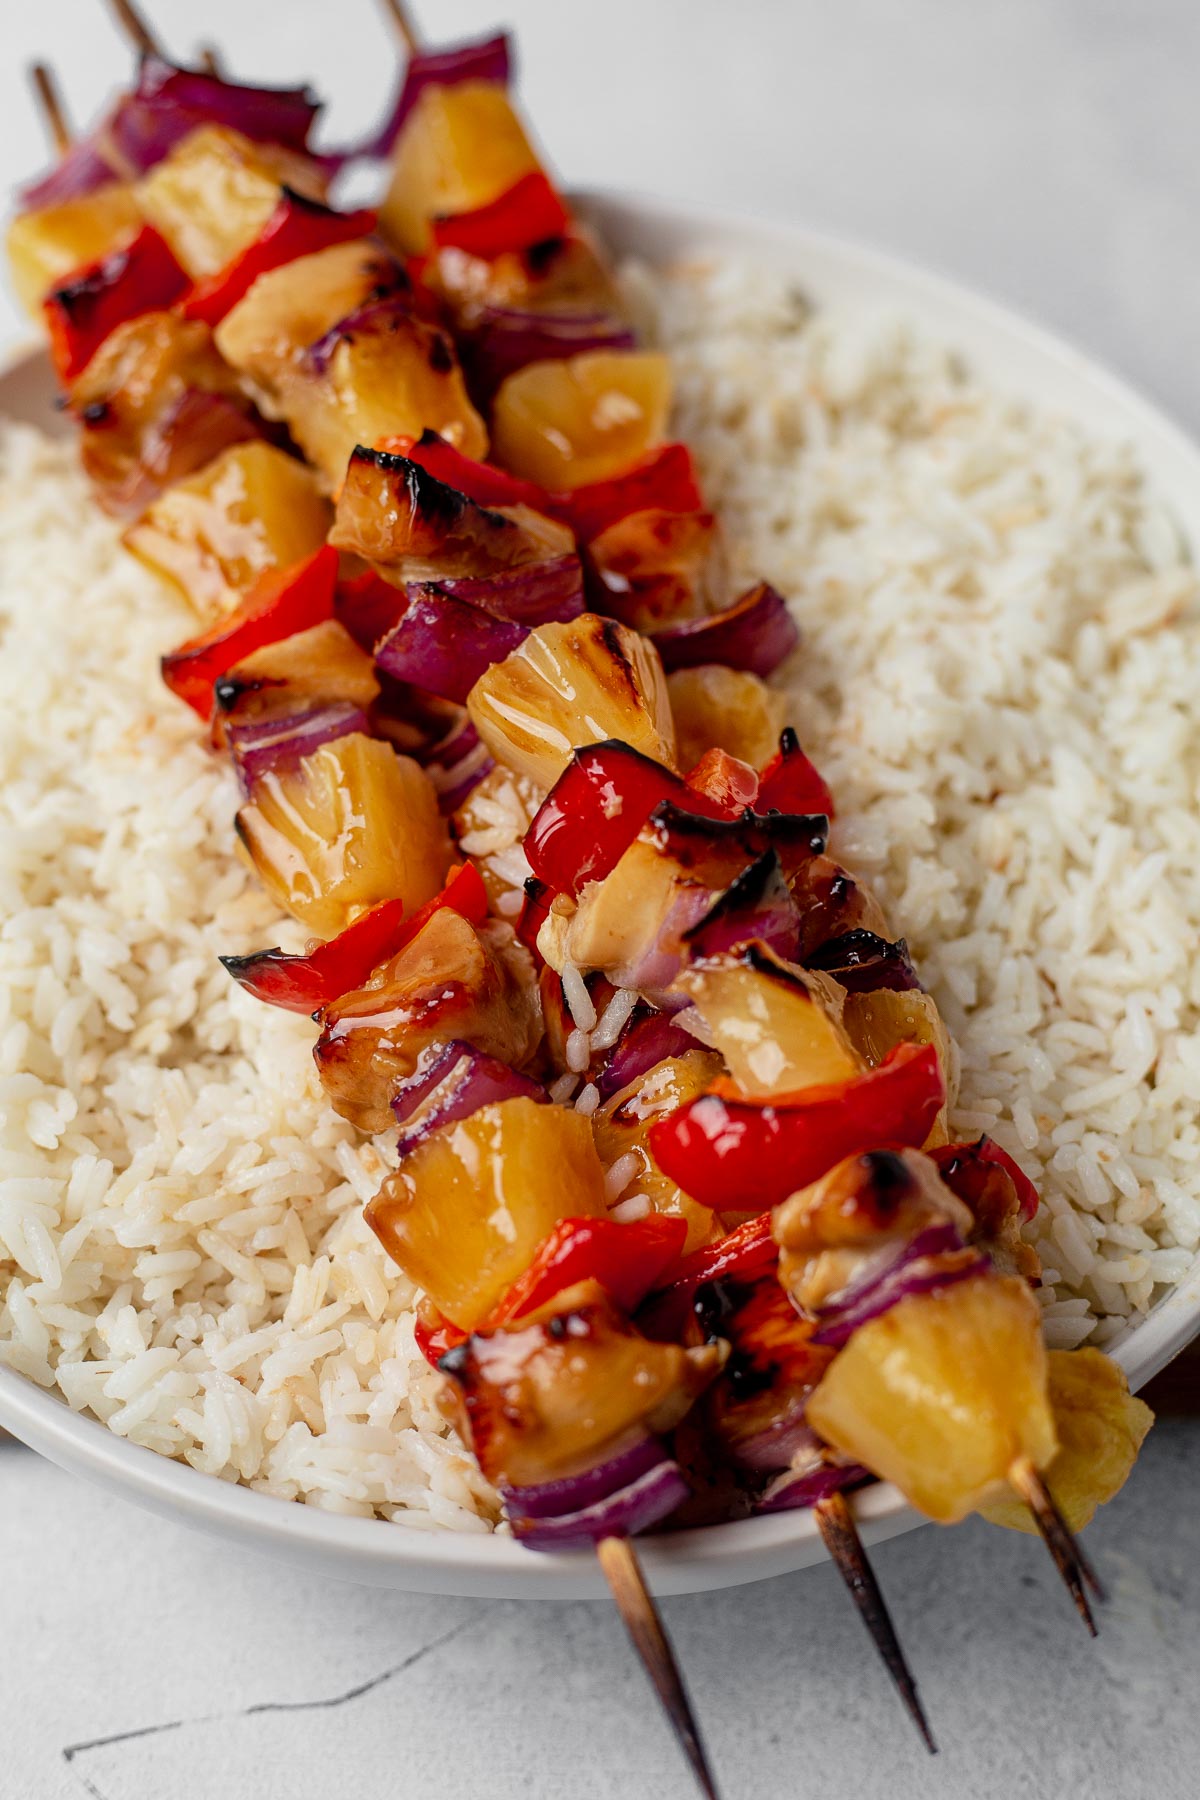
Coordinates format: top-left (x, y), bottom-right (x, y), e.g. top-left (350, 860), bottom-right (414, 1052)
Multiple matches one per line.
top-left (1, 256), bottom-right (1197, 1522)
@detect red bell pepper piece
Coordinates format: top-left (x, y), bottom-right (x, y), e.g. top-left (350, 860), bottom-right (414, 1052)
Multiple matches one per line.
top-left (375, 430), bottom-right (548, 511)
top-left (184, 195), bottom-right (378, 327)
top-left (547, 443), bottom-right (703, 544)
top-left (431, 170), bottom-right (570, 259)
top-left (43, 226), bottom-right (189, 385)
top-left (334, 567), bottom-right (409, 652)
top-left (649, 1043), bottom-right (946, 1212)
top-left (757, 727), bottom-right (834, 821)
top-left (685, 748), bottom-right (759, 816)
top-left (524, 740), bottom-right (731, 898)
top-left (515, 876), bottom-right (551, 960)
top-left (160, 544), bottom-right (339, 719)
top-left (221, 860), bottom-right (488, 1013)
top-left (415, 1212), bottom-right (689, 1366)
top-left (637, 1211), bottom-right (777, 1340)
top-left (930, 1136), bottom-right (1041, 1224)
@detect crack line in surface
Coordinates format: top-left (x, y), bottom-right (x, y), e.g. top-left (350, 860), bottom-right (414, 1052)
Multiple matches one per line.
top-left (62, 1612), bottom-right (477, 1800)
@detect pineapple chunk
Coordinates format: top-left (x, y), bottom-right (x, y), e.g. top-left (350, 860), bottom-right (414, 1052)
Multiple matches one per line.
top-left (439, 1279), bottom-right (724, 1486)
top-left (806, 1274), bottom-right (1058, 1524)
top-left (315, 910), bottom-right (541, 1133)
top-left (217, 619), bottom-right (380, 726)
top-left (593, 1051), bottom-right (725, 1254)
top-left (466, 613), bottom-right (676, 789)
top-left (6, 183), bottom-right (142, 314)
top-left (842, 987), bottom-right (955, 1144)
top-left (492, 350), bottom-right (672, 490)
top-left (366, 1099), bottom-right (607, 1328)
top-left (136, 125), bottom-right (326, 279)
top-left (267, 310), bottom-right (487, 489)
top-left (68, 310), bottom-right (255, 516)
top-left (214, 239), bottom-right (406, 387)
top-left (123, 441), bottom-right (331, 619)
top-left (978, 1348), bottom-right (1152, 1535)
top-left (668, 666), bottom-right (786, 772)
top-left (235, 732), bottom-right (450, 939)
top-left (379, 81), bottom-right (541, 255)
top-left (674, 945), bottom-right (862, 1099)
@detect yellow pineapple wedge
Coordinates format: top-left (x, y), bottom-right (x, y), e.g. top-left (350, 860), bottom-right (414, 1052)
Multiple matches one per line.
top-left (842, 985), bottom-right (955, 1144)
top-left (592, 1051), bottom-right (725, 1254)
top-left (491, 350), bottom-right (673, 490)
top-left (135, 124), bottom-right (326, 280)
top-left (6, 183), bottom-right (142, 314)
top-left (466, 613), bottom-right (676, 788)
top-left (235, 732), bottom-right (451, 939)
top-left (379, 80), bottom-right (542, 254)
top-left (674, 945), bottom-right (862, 1099)
top-left (217, 620), bottom-right (380, 726)
top-left (123, 441), bottom-right (331, 619)
top-left (668, 665), bottom-right (786, 771)
top-left (366, 1098), bottom-right (607, 1328)
top-left (214, 239), bottom-right (405, 387)
top-left (978, 1348), bottom-right (1152, 1535)
top-left (805, 1273), bottom-right (1058, 1524)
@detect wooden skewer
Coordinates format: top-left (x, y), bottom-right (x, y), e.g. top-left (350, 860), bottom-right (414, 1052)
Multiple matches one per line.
top-left (376, 0), bottom-right (422, 57)
top-left (1009, 1457), bottom-right (1103, 1636)
top-left (102, 0), bottom-right (162, 59)
top-left (198, 45), bottom-right (222, 77)
top-left (596, 1536), bottom-right (723, 1800)
top-left (815, 1491), bottom-right (937, 1755)
top-left (30, 64), bottom-right (73, 155)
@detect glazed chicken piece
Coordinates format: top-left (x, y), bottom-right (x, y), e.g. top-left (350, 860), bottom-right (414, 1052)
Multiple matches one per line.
top-left (691, 1272), bottom-right (837, 1474)
top-left (437, 1277), bottom-right (724, 1487)
top-left (315, 907), bottom-right (540, 1132)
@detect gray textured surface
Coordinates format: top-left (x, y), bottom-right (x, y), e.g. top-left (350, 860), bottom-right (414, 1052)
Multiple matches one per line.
top-left (1, 1425), bottom-right (1197, 1800)
top-left (1, 2), bottom-right (1198, 1795)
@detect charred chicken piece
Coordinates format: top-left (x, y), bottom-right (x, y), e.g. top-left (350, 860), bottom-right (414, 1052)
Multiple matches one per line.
top-left (438, 1277), bottom-right (724, 1488)
top-left (315, 908), bottom-right (540, 1133)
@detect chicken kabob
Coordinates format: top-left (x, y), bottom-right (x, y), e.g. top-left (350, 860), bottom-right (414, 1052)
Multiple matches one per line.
top-left (11, 10), bottom-right (1151, 1785)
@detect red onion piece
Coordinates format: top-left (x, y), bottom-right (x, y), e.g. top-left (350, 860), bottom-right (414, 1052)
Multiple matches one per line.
top-left (651, 581), bottom-right (799, 677)
top-left (805, 929), bottom-right (920, 994)
top-left (228, 702), bottom-right (370, 792)
top-left (681, 850), bottom-right (802, 962)
top-left (731, 1404), bottom-right (823, 1476)
top-left (503, 1434), bottom-right (665, 1521)
top-left (595, 1005), bottom-right (696, 1101)
top-left (465, 311), bottom-right (635, 404)
top-left (423, 555), bottom-right (585, 626)
top-left (392, 1040), bottom-right (546, 1152)
top-left (374, 591), bottom-right (528, 704)
top-left (758, 1451), bottom-right (871, 1514)
top-left (305, 294), bottom-right (417, 378)
top-left (110, 58), bottom-right (319, 173)
top-left (507, 1459), bottom-right (690, 1551)
top-left (19, 131), bottom-right (122, 211)
top-left (811, 1222), bottom-right (988, 1347)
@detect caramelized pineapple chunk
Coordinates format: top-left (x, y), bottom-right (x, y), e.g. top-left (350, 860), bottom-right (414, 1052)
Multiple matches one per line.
top-left (380, 80), bottom-right (542, 254)
top-left (593, 1052), bottom-right (725, 1254)
top-left (6, 183), bottom-right (142, 314)
top-left (674, 944), bottom-right (861, 1099)
top-left (214, 240), bottom-right (407, 388)
top-left (315, 910), bottom-right (540, 1133)
top-left (217, 620), bottom-right (380, 726)
top-left (667, 665), bottom-right (786, 771)
top-left (235, 732), bottom-right (450, 940)
top-left (68, 310), bottom-right (256, 516)
top-left (466, 614), bottom-right (676, 789)
top-left (842, 986), bottom-right (955, 1144)
top-left (978, 1348), bottom-right (1152, 1535)
top-left (492, 351), bottom-right (672, 490)
top-left (806, 1273), bottom-right (1058, 1524)
top-left (366, 1102), bottom-right (606, 1328)
top-left (135, 124), bottom-right (326, 279)
top-left (438, 1277), bottom-right (724, 1485)
top-left (123, 441), bottom-right (331, 618)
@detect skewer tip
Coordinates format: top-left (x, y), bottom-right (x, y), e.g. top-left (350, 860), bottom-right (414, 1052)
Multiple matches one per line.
top-left (29, 63), bottom-right (73, 156)
top-left (1009, 1458), bottom-right (1104, 1636)
top-left (816, 1491), bottom-right (938, 1755)
top-left (102, 0), bottom-right (162, 59)
top-left (596, 1535), bottom-right (723, 1800)
top-left (376, 0), bottom-right (422, 58)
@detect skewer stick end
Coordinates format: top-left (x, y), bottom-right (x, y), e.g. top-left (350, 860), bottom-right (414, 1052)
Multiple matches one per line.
top-left (1009, 1456), bottom-right (1103, 1635)
top-left (29, 63), bottom-right (73, 156)
top-left (376, 0), bottom-right (422, 57)
top-left (596, 1535), bottom-right (722, 1800)
top-left (102, 0), bottom-right (162, 59)
top-left (816, 1490), bottom-right (938, 1755)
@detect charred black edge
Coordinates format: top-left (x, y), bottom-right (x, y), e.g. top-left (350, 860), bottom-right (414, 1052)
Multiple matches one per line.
top-left (47, 241), bottom-right (134, 320)
top-left (805, 927), bottom-right (921, 992)
top-left (681, 850), bottom-right (785, 945)
top-left (345, 445), bottom-right (515, 535)
top-left (218, 945), bottom-right (289, 981)
top-left (645, 799), bottom-right (829, 861)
